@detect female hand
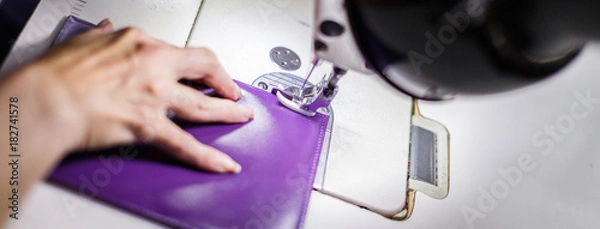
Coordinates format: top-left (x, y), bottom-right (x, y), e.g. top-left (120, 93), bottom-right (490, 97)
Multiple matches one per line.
top-left (31, 20), bottom-right (252, 173)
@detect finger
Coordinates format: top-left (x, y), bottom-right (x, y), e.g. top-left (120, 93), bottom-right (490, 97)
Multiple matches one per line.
top-left (151, 120), bottom-right (242, 173)
top-left (48, 19), bottom-right (115, 57)
top-left (74, 18), bottom-right (115, 41)
top-left (169, 84), bottom-right (254, 123)
top-left (96, 19), bottom-right (115, 33)
top-left (175, 47), bottom-right (242, 100)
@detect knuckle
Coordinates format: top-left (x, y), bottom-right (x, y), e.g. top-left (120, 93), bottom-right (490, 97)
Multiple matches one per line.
top-left (131, 119), bottom-right (155, 142)
top-left (113, 28), bottom-right (140, 45)
top-left (138, 43), bottom-right (160, 55)
top-left (135, 107), bottom-right (159, 126)
top-left (140, 126), bottom-right (156, 141)
top-left (138, 43), bottom-right (172, 64)
top-left (206, 61), bottom-right (220, 72)
top-left (131, 109), bottom-right (169, 143)
top-left (196, 98), bottom-right (209, 110)
top-left (171, 89), bottom-right (190, 104)
top-left (197, 49), bottom-right (220, 71)
top-left (105, 27), bottom-right (145, 52)
top-left (201, 60), bottom-right (220, 78)
top-left (197, 47), bottom-right (217, 59)
top-left (121, 27), bottom-right (144, 38)
top-left (144, 81), bottom-right (168, 98)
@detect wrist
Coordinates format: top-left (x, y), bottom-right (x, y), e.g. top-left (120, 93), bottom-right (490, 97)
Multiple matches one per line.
top-left (4, 63), bottom-right (86, 157)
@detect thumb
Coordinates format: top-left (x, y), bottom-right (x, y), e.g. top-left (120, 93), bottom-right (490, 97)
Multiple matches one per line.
top-left (96, 19), bottom-right (114, 34)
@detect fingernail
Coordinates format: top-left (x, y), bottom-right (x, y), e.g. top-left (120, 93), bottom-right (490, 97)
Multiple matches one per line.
top-left (97, 19), bottom-right (111, 28)
top-left (232, 163), bottom-right (242, 174)
top-left (239, 105), bottom-right (254, 119)
top-left (223, 158), bottom-right (242, 174)
top-left (234, 84), bottom-right (243, 100)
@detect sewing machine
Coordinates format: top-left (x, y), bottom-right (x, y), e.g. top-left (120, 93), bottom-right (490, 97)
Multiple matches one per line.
top-left (2, 0), bottom-right (599, 228)
top-left (264, 0), bottom-right (600, 223)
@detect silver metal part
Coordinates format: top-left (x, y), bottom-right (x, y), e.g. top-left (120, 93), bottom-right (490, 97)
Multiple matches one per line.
top-left (408, 113), bottom-right (450, 200)
top-left (409, 126), bottom-right (437, 185)
top-left (270, 47), bottom-right (302, 71)
top-left (252, 72), bottom-right (312, 92)
top-left (251, 72), bottom-right (334, 116)
top-left (251, 72), bottom-right (334, 191)
top-left (274, 66), bottom-right (346, 116)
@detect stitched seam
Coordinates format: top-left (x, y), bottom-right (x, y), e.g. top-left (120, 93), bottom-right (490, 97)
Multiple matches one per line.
top-left (297, 114), bottom-right (328, 229)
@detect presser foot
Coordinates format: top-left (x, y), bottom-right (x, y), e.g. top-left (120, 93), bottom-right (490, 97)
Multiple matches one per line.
top-left (274, 83), bottom-right (320, 116)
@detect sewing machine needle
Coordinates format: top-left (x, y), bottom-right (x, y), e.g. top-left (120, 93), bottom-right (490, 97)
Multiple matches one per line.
top-left (300, 58), bottom-right (319, 92)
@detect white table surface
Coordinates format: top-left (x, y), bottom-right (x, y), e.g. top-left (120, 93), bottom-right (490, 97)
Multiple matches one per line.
top-left (4, 0), bottom-right (600, 229)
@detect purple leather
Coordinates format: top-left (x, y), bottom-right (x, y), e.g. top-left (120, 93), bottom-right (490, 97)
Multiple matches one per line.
top-left (52, 16), bottom-right (96, 45)
top-left (48, 16), bottom-right (329, 229)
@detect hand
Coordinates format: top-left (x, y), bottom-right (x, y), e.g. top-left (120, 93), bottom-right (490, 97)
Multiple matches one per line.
top-left (33, 20), bottom-right (252, 173)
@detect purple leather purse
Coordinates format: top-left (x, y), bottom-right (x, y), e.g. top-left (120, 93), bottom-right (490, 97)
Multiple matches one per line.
top-left (48, 16), bottom-right (329, 229)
